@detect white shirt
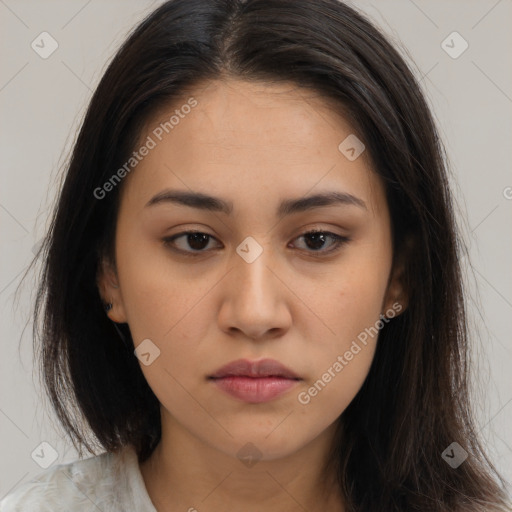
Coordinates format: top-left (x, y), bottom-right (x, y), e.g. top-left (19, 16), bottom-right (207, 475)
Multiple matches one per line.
top-left (0, 444), bottom-right (157, 511)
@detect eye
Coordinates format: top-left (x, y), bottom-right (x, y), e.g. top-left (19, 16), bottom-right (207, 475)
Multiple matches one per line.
top-left (290, 230), bottom-right (349, 255)
top-left (162, 230), bottom-right (221, 255)
top-left (162, 229), bottom-right (349, 257)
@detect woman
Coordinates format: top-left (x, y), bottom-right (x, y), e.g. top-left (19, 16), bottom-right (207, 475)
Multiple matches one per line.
top-left (2, 0), bottom-right (510, 510)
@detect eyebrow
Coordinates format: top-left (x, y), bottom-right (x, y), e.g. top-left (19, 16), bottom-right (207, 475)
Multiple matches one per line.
top-left (145, 189), bottom-right (367, 216)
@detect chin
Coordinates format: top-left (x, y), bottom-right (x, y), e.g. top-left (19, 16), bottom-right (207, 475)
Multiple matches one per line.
top-left (207, 424), bottom-right (318, 463)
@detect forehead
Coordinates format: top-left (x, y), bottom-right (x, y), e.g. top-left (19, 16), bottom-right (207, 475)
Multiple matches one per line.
top-left (146, 79), bottom-right (358, 155)
top-left (120, 78), bottom-right (386, 218)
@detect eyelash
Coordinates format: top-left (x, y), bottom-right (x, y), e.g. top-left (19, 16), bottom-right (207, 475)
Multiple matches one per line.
top-left (162, 229), bottom-right (350, 258)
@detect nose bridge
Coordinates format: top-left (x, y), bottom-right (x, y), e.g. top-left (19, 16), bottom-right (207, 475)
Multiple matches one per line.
top-left (233, 235), bottom-right (276, 304)
top-left (219, 235), bottom-right (290, 338)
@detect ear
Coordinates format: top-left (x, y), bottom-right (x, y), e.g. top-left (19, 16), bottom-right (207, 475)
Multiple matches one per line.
top-left (96, 256), bottom-right (128, 323)
top-left (381, 236), bottom-right (412, 318)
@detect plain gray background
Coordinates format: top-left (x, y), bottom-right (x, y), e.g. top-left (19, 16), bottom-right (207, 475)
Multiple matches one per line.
top-left (1, 0), bottom-right (511, 500)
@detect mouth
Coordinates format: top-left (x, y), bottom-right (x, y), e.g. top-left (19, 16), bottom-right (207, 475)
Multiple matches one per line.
top-left (208, 358), bottom-right (302, 403)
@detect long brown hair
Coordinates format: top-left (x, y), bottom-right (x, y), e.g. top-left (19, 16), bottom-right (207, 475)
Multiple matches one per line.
top-left (23, 0), bottom-right (510, 510)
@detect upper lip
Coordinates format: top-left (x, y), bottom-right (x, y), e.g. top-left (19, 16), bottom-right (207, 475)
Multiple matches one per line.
top-left (208, 358), bottom-right (301, 379)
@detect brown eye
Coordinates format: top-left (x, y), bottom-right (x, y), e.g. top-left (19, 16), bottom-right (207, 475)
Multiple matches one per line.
top-left (162, 229), bottom-right (349, 258)
top-left (162, 231), bottom-right (221, 255)
top-left (291, 231), bottom-right (349, 255)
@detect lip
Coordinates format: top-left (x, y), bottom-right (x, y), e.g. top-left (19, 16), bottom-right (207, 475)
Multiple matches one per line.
top-left (209, 358), bottom-right (300, 379)
top-left (208, 358), bottom-right (301, 403)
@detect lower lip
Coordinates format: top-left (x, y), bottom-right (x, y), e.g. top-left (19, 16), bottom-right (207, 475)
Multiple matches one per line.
top-left (210, 376), bottom-right (300, 403)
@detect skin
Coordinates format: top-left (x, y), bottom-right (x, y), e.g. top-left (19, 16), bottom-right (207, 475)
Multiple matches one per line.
top-left (98, 78), bottom-right (407, 512)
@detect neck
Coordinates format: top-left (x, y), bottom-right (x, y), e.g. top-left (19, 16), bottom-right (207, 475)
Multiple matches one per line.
top-left (140, 410), bottom-right (345, 512)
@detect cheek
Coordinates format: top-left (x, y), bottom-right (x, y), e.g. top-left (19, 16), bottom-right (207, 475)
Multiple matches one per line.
top-left (294, 245), bottom-right (390, 405)
top-left (294, 279), bottom-right (383, 423)
top-left (122, 277), bottom-right (213, 353)
top-left (115, 230), bottom-right (209, 341)
top-left (308, 248), bottom-right (391, 343)
top-left (117, 253), bottom-right (219, 402)
top-left (295, 345), bottom-right (375, 433)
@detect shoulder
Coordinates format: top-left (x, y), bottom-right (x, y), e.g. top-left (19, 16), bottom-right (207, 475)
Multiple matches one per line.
top-left (0, 449), bottom-right (120, 512)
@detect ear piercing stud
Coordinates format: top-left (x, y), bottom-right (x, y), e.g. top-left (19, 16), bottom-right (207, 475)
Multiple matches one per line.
top-left (104, 282), bottom-right (118, 311)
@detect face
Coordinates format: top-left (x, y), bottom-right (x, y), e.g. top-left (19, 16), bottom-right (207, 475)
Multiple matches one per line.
top-left (98, 78), bottom-right (405, 461)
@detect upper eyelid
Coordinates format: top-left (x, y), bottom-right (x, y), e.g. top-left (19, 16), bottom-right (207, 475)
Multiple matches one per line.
top-left (164, 229), bottom-right (348, 252)
top-left (166, 228), bottom-right (345, 242)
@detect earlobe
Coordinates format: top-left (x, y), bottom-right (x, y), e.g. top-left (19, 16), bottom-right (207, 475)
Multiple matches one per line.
top-left (382, 237), bottom-right (413, 318)
top-left (96, 258), bottom-right (128, 323)
top-left (382, 274), bottom-right (408, 318)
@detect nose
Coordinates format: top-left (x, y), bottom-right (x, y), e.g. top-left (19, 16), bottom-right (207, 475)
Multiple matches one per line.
top-left (217, 242), bottom-right (292, 341)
